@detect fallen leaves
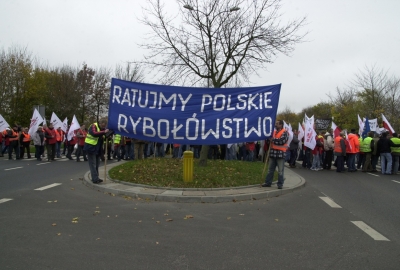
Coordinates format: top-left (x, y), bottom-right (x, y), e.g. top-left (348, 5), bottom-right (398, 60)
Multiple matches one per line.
top-left (183, 215), bottom-right (194, 220)
top-left (166, 219), bottom-right (173, 222)
top-left (275, 219), bottom-right (279, 222)
top-left (72, 217), bottom-right (79, 223)
top-left (227, 217), bottom-right (231, 220)
top-left (52, 223), bottom-right (57, 226)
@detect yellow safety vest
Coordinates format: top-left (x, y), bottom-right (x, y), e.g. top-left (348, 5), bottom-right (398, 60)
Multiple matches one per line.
top-left (114, 134), bottom-right (121, 144)
top-left (84, 123), bottom-right (100, 145)
top-left (391, 137), bottom-right (400, 153)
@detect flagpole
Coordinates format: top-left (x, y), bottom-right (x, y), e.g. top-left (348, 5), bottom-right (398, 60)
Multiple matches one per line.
top-left (261, 138), bottom-right (272, 184)
top-left (104, 137), bottom-right (108, 183)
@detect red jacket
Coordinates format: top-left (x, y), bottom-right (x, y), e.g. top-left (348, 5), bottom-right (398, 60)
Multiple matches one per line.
top-left (76, 129), bottom-right (87, 146)
top-left (44, 128), bottom-right (57, 144)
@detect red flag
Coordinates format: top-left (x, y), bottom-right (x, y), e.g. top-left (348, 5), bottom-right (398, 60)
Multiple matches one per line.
top-left (331, 121), bottom-right (341, 138)
top-left (382, 114), bottom-right (395, 135)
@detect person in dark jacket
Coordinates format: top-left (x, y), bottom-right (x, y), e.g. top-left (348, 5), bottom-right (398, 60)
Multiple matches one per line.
top-left (377, 132), bottom-right (400, 175)
top-left (83, 118), bottom-right (109, 184)
top-left (289, 130), bottom-right (299, 168)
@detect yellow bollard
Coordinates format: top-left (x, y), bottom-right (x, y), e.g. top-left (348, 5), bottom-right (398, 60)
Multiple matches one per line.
top-left (183, 151), bottom-right (194, 182)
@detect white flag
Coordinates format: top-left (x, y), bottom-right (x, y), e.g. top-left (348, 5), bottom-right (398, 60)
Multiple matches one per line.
top-left (298, 122), bottom-right (304, 142)
top-left (28, 109), bottom-right (44, 136)
top-left (363, 117), bottom-right (378, 132)
top-left (358, 114), bottom-right (364, 136)
top-left (61, 117), bottom-right (68, 133)
top-left (0, 114), bottom-right (10, 133)
top-left (304, 115), bottom-right (316, 150)
top-left (50, 112), bottom-right (63, 129)
top-left (283, 121), bottom-right (293, 146)
top-left (67, 115), bottom-right (80, 141)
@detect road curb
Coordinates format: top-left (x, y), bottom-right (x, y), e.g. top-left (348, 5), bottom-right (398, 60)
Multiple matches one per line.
top-left (82, 162), bottom-right (306, 203)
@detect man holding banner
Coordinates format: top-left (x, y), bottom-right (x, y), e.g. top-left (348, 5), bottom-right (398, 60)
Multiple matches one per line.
top-left (262, 120), bottom-right (289, 189)
top-left (84, 118), bottom-right (109, 184)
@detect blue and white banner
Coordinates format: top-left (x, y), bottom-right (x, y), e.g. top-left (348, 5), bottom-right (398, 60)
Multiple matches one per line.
top-left (108, 79), bottom-right (281, 145)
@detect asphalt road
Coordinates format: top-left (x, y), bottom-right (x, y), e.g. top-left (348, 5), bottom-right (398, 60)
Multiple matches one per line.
top-left (1, 157), bottom-right (400, 269)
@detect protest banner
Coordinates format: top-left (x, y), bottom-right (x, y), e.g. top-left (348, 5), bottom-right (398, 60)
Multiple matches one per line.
top-left (315, 119), bottom-right (330, 130)
top-left (108, 79), bottom-right (281, 145)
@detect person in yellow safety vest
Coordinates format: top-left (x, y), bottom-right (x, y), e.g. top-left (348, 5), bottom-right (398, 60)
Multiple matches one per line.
top-left (83, 118), bottom-right (109, 184)
top-left (390, 133), bottom-right (400, 175)
top-left (113, 134), bottom-right (124, 161)
top-left (262, 120), bottom-right (289, 189)
top-left (360, 131), bottom-right (374, 172)
top-left (19, 127), bottom-right (32, 159)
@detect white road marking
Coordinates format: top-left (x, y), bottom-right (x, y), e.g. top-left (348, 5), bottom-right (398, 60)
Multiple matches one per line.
top-left (319, 196), bottom-right (342, 208)
top-left (392, 180), bottom-right (400, 184)
top-left (0, 198), bottom-right (13, 204)
top-left (351, 221), bottom-right (390, 241)
top-left (5, 167), bottom-right (23, 171)
top-left (36, 162), bottom-right (51, 166)
top-left (367, 173), bottom-right (379, 177)
top-left (34, 183), bottom-right (62, 191)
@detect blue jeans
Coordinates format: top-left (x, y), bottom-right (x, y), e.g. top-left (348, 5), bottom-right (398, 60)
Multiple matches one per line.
top-left (311, 153), bottom-right (321, 169)
top-left (347, 153), bottom-right (356, 171)
top-left (56, 141), bottom-right (61, 158)
top-left (87, 153), bottom-right (101, 182)
top-left (380, 153), bottom-right (392, 174)
top-left (265, 157), bottom-right (285, 187)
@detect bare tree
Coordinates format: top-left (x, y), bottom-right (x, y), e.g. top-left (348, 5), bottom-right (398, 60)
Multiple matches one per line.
top-left (89, 67), bottom-right (112, 123)
top-left (352, 65), bottom-right (392, 118)
top-left (140, 0), bottom-right (307, 87)
top-left (140, 0), bottom-right (307, 164)
top-left (115, 62), bottom-right (145, 82)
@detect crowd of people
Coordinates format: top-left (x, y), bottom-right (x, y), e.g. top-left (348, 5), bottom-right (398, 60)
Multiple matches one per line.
top-left (0, 123), bottom-right (263, 163)
top-left (2, 120), bottom-right (399, 182)
top-left (288, 128), bottom-right (400, 175)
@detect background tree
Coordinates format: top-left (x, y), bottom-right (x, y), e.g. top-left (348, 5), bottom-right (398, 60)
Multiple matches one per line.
top-left (115, 62), bottom-right (145, 83)
top-left (75, 63), bottom-right (95, 124)
top-left (140, 0), bottom-right (307, 164)
top-left (88, 67), bottom-right (111, 123)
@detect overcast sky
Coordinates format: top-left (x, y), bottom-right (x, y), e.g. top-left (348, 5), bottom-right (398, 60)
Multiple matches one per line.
top-left (1, 0), bottom-right (399, 113)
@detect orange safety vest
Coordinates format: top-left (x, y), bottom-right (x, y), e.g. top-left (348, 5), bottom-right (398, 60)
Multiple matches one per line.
top-left (334, 136), bottom-right (344, 154)
top-left (22, 133), bottom-right (31, 142)
top-left (55, 129), bottom-right (62, 142)
top-left (9, 130), bottom-right (19, 141)
top-left (271, 129), bottom-right (288, 151)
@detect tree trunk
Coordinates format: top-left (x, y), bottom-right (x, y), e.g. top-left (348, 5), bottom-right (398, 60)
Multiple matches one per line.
top-left (198, 145), bottom-right (209, 167)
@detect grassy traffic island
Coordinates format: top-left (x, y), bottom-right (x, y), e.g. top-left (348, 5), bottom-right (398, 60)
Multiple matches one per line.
top-left (108, 158), bottom-right (277, 189)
